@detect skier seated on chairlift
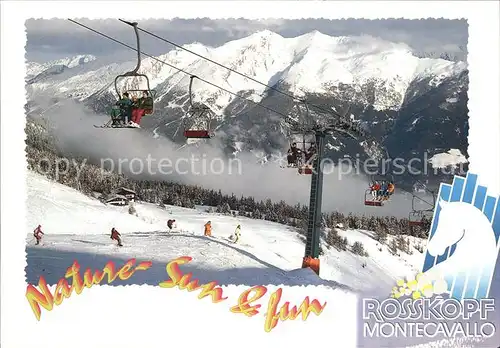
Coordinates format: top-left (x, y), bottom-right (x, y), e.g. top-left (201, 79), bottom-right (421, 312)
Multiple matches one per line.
top-left (110, 227), bottom-right (123, 246)
top-left (383, 182), bottom-right (395, 200)
top-left (370, 181), bottom-right (381, 200)
top-left (129, 95), bottom-right (140, 127)
top-left (33, 224), bottom-right (44, 245)
top-left (141, 91), bottom-right (153, 113)
top-left (378, 181), bottom-right (388, 201)
top-left (109, 105), bottom-right (123, 127)
top-left (304, 143), bottom-right (317, 164)
top-left (130, 91), bottom-right (153, 128)
top-left (287, 143), bottom-right (302, 167)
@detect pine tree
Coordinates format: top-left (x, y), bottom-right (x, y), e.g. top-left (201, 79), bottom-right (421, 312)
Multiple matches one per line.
top-left (396, 235), bottom-right (408, 254)
top-left (374, 226), bottom-right (388, 244)
top-left (352, 241), bottom-right (368, 257)
top-left (327, 229), bottom-right (348, 251)
top-left (389, 238), bottom-right (399, 256)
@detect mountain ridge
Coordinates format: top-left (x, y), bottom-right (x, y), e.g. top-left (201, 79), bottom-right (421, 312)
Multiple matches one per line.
top-left (26, 30), bottom-right (466, 111)
top-left (25, 30), bottom-right (469, 189)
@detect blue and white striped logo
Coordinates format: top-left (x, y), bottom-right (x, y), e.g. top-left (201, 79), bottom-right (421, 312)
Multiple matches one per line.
top-left (422, 173), bottom-right (500, 300)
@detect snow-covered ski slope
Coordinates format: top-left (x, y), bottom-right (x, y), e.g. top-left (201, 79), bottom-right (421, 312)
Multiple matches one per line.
top-left (26, 170), bottom-right (425, 297)
top-left (25, 171), bottom-right (500, 347)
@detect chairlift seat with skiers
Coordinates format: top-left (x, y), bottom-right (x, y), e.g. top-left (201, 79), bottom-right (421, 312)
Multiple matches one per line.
top-left (125, 89), bottom-right (155, 114)
top-left (364, 174), bottom-right (395, 207)
top-left (286, 131), bottom-right (316, 175)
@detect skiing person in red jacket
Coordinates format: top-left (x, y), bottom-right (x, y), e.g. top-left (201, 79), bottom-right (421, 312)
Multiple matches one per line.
top-left (34, 225), bottom-right (44, 245)
top-left (110, 228), bottom-right (123, 246)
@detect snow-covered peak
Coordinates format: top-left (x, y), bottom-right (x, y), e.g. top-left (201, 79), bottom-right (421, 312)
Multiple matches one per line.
top-left (241, 29), bottom-right (283, 42)
top-left (296, 29), bottom-right (339, 44)
top-left (54, 54), bottom-right (97, 68)
top-left (26, 31), bottom-right (466, 111)
top-left (26, 54), bottom-right (97, 79)
top-left (428, 149), bottom-right (468, 169)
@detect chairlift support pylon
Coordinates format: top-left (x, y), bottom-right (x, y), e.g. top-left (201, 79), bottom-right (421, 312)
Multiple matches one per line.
top-left (285, 101), bottom-right (371, 275)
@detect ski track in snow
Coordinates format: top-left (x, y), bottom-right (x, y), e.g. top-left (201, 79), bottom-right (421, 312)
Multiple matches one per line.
top-left (26, 171), bottom-right (422, 293)
top-left (25, 171), bottom-right (500, 347)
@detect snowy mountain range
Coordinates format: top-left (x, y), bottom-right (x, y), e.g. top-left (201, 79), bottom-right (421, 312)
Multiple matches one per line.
top-left (25, 30), bottom-right (469, 188)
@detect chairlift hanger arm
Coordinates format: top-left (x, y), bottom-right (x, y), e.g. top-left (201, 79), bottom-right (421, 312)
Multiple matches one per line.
top-left (188, 75), bottom-right (210, 111)
top-left (188, 75), bottom-right (195, 108)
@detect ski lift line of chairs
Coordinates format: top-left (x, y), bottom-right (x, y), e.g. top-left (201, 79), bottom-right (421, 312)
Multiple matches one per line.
top-left (183, 75), bottom-right (215, 139)
top-left (364, 174), bottom-right (396, 207)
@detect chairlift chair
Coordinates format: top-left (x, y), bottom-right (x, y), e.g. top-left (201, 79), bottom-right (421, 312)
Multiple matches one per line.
top-left (298, 165), bottom-right (313, 175)
top-left (95, 20), bottom-right (157, 129)
top-left (114, 20), bottom-right (156, 115)
top-left (407, 192), bottom-right (435, 227)
top-left (183, 75), bottom-right (215, 139)
top-left (364, 189), bottom-right (384, 207)
top-left (408, 210), bottom-right (424, 226)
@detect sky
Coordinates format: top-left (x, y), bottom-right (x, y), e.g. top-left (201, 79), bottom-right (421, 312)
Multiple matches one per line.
top-left (26, 18), bottom-right (468, 63)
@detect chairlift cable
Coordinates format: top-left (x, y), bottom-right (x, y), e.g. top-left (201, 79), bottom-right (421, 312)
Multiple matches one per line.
top-left (397, 184), bottom-right (436, 208)
top-left (67, 19), bottom-right (289, 120)
top-left (69, 19), bottom-right (437, 210)
top-left (122, 20), bottom-right (389, 147)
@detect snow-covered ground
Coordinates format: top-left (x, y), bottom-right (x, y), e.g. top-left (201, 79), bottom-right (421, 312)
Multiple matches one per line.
top-left (26, 170), bottom-right (424, 297)
top-left (428, 149), bottom-right (468, 169)
top-left (25, 170), bottom-right (500, 347)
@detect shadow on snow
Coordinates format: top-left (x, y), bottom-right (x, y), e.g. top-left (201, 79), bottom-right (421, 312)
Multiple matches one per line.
top-left (25, 232), bottom-right (352, 291)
